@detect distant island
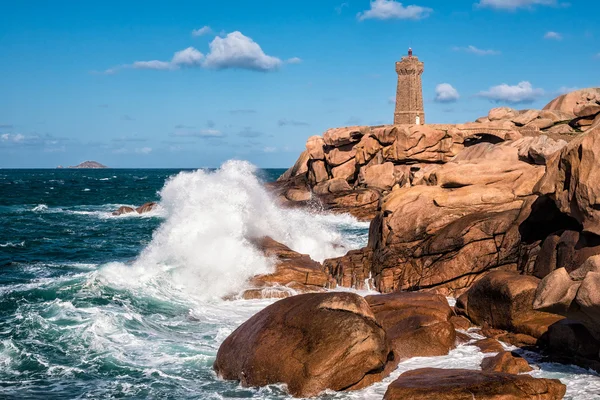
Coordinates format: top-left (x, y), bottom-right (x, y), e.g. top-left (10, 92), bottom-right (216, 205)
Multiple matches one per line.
top-left (62, 161), bottom-right (108, 169)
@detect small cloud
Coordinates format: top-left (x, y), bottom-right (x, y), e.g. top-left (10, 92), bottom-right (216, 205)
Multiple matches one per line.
top-left (434, 83), bottom-right (460, 103)
top-left (136, 147), bottom-right (152, 154)
top-left (263, 146), bottom-right (277, 153)
top-left (357, 0), bottom-right (433, 21)
top-left (278, 119), bottom-right (309, 127)
top-left (286, 57), bottom-right (302, 64)
top-left (1, 133), bottom-right (25, 143)
top-left (475, 0), bottom-right (562, 11)
top-left (132, 60), bottom-right (174, 70)
top-left (229, 109), bottom-right (257, 114)
top-left (544, 31), bottom-right (562, 40)
top-left (174, 124), bottom-right (195, 129)
top-left (336, 2), bottom-right (349, 14)
top-left (204, 31), bottom-right (282, 71)
top-left (192, 25), bottom-right (213, 37)
top-left (121, 115), bottom-right (135, 121)
top-left (478, 81), bottom-right (544, 104)
top-left (238, 127), bottom-right (263, 138)
top-left (0, 124), bottom-right (13, 129)
top-left (171, 47), bottom-right (204, 66)
top-left (452, 45), bottom-right (500, 55)
top-left (104, 47), bottom-right (204, 73)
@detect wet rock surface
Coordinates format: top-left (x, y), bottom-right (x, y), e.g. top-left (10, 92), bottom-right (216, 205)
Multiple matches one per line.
top-left (214, 292), bottom-right (393, 397)
top-left (383, 368), bottom-right (566, 400)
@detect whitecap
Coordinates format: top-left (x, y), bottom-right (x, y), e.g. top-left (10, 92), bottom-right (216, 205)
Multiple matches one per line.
top-left (0, 241), bottom-right (25, 248)
top-left (32, 204), bottom-right (48, 212)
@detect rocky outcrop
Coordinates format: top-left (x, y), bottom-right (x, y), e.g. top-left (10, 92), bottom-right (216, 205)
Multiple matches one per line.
top-left (213, 292), bottom-right (393, 397)
top-left (112, 202), bottom-right (158, 216)
top-left (364, 159), bottom-right (545, 295)
top-left (536, 126), bottom-right (600, 236)
top-left (480, 351), bottom-right (533, 374)
top-left (457, 271), bottom-right (564, 338)
top-left (241, 237), bottom-right (330, 299)
top-left (383, 368), bottom-right (566, 400)
top-left (365, 292), bottom-right (456, 362)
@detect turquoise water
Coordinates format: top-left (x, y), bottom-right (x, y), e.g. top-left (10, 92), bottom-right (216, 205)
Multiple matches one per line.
top-left (1, 162), bottom-right (599, 399)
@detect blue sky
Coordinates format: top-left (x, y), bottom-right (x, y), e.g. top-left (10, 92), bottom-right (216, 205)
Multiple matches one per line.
top-left (1, 0), bottom-right (598, 168)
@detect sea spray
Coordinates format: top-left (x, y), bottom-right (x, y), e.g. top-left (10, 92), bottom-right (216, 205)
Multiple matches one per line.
top-left (100, 161), bottom-right (361, 300)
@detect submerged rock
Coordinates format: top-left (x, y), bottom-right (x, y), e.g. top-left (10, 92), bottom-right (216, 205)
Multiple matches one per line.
top-left (383, 368), bottom-right (566, 400)
top-left (213, 292), bottom-right (393, 397)
top-left (241, 236), bottom-right (330, 299)
top-left (480, 351), bottom-right (533, 374)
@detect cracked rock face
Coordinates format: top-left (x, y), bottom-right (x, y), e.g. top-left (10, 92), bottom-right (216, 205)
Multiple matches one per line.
top-left (365, 159), bottom-right (545, 295)
top-left (213, 292), bottom-right (393, 397)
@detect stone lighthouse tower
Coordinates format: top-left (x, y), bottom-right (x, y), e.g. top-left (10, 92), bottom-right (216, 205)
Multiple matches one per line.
top-left (394, 48), bottom-right (425, 125)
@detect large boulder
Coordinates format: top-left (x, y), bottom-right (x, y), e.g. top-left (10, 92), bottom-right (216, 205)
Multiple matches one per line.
top-left (214, 292), bottom-right (393, 397)
top-left (543, 88), bottom-right (600, 115)
top-left (383, 368), bottom-right (566, 400)
top-left (365, 292), bottom-right (456, 361)
top-left (536, 126), bottom-right (600, 236)
top-left (241, 237), bottom-right (330, 299)
top-left (460, 271), bottom-right (564, 338)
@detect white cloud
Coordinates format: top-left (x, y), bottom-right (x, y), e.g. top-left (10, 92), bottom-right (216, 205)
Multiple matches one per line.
top-left (171, 47), bottom-right (204, 66)
top-left (544, 31), bottom-right (562, 40)
top-left (192, 26), bottom-right (213, 37)
top-left (204, 31), bottom-right (283, 71)
top-left (135, 147), bottom-right (153, 154)
top-left (1, 133), bottom-right (25, 143)
top-left (102, 31), bottom-right (295, 74)
top-left (357, 0), bottom-right (433, 20)
top-left (132, 60), bottom-right (174, 70)
top-left (434, 83), bottom-right (460, 103)
top-left (476, 0), bottom-right (558, 10)
top-left (478, 81), bottom-right (545, 104)
top-left (453, 45), bottom-right (500, 55)
top-left (263, 146), bottom-right (277, 153)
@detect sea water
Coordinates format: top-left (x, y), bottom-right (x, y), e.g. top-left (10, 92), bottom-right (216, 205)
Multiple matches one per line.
top-left (0, 161), bottom-right (599, 399)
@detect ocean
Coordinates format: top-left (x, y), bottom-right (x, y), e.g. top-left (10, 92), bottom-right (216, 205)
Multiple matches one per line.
top-left (1, 160), bottom-right (599, 399)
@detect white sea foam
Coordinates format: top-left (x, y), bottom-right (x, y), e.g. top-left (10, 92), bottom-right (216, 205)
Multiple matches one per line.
top-left (0, 241), bottom-right (25, 248)
top-left (99, 160), bottom-right (365, 300)
top-left (32, 204), bottom-right (48, 212)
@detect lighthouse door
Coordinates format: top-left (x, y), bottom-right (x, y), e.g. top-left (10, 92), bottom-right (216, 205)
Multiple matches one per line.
top-left (415, 115), bottom-right (421, 125)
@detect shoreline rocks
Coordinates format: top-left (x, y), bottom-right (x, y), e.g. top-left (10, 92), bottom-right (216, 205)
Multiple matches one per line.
top-left (112, 202), bottom-right (158, 216)
top-left (383, 368), bottom-right (566, 400)
top-left (213, 292), bottom-right (393, 397)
